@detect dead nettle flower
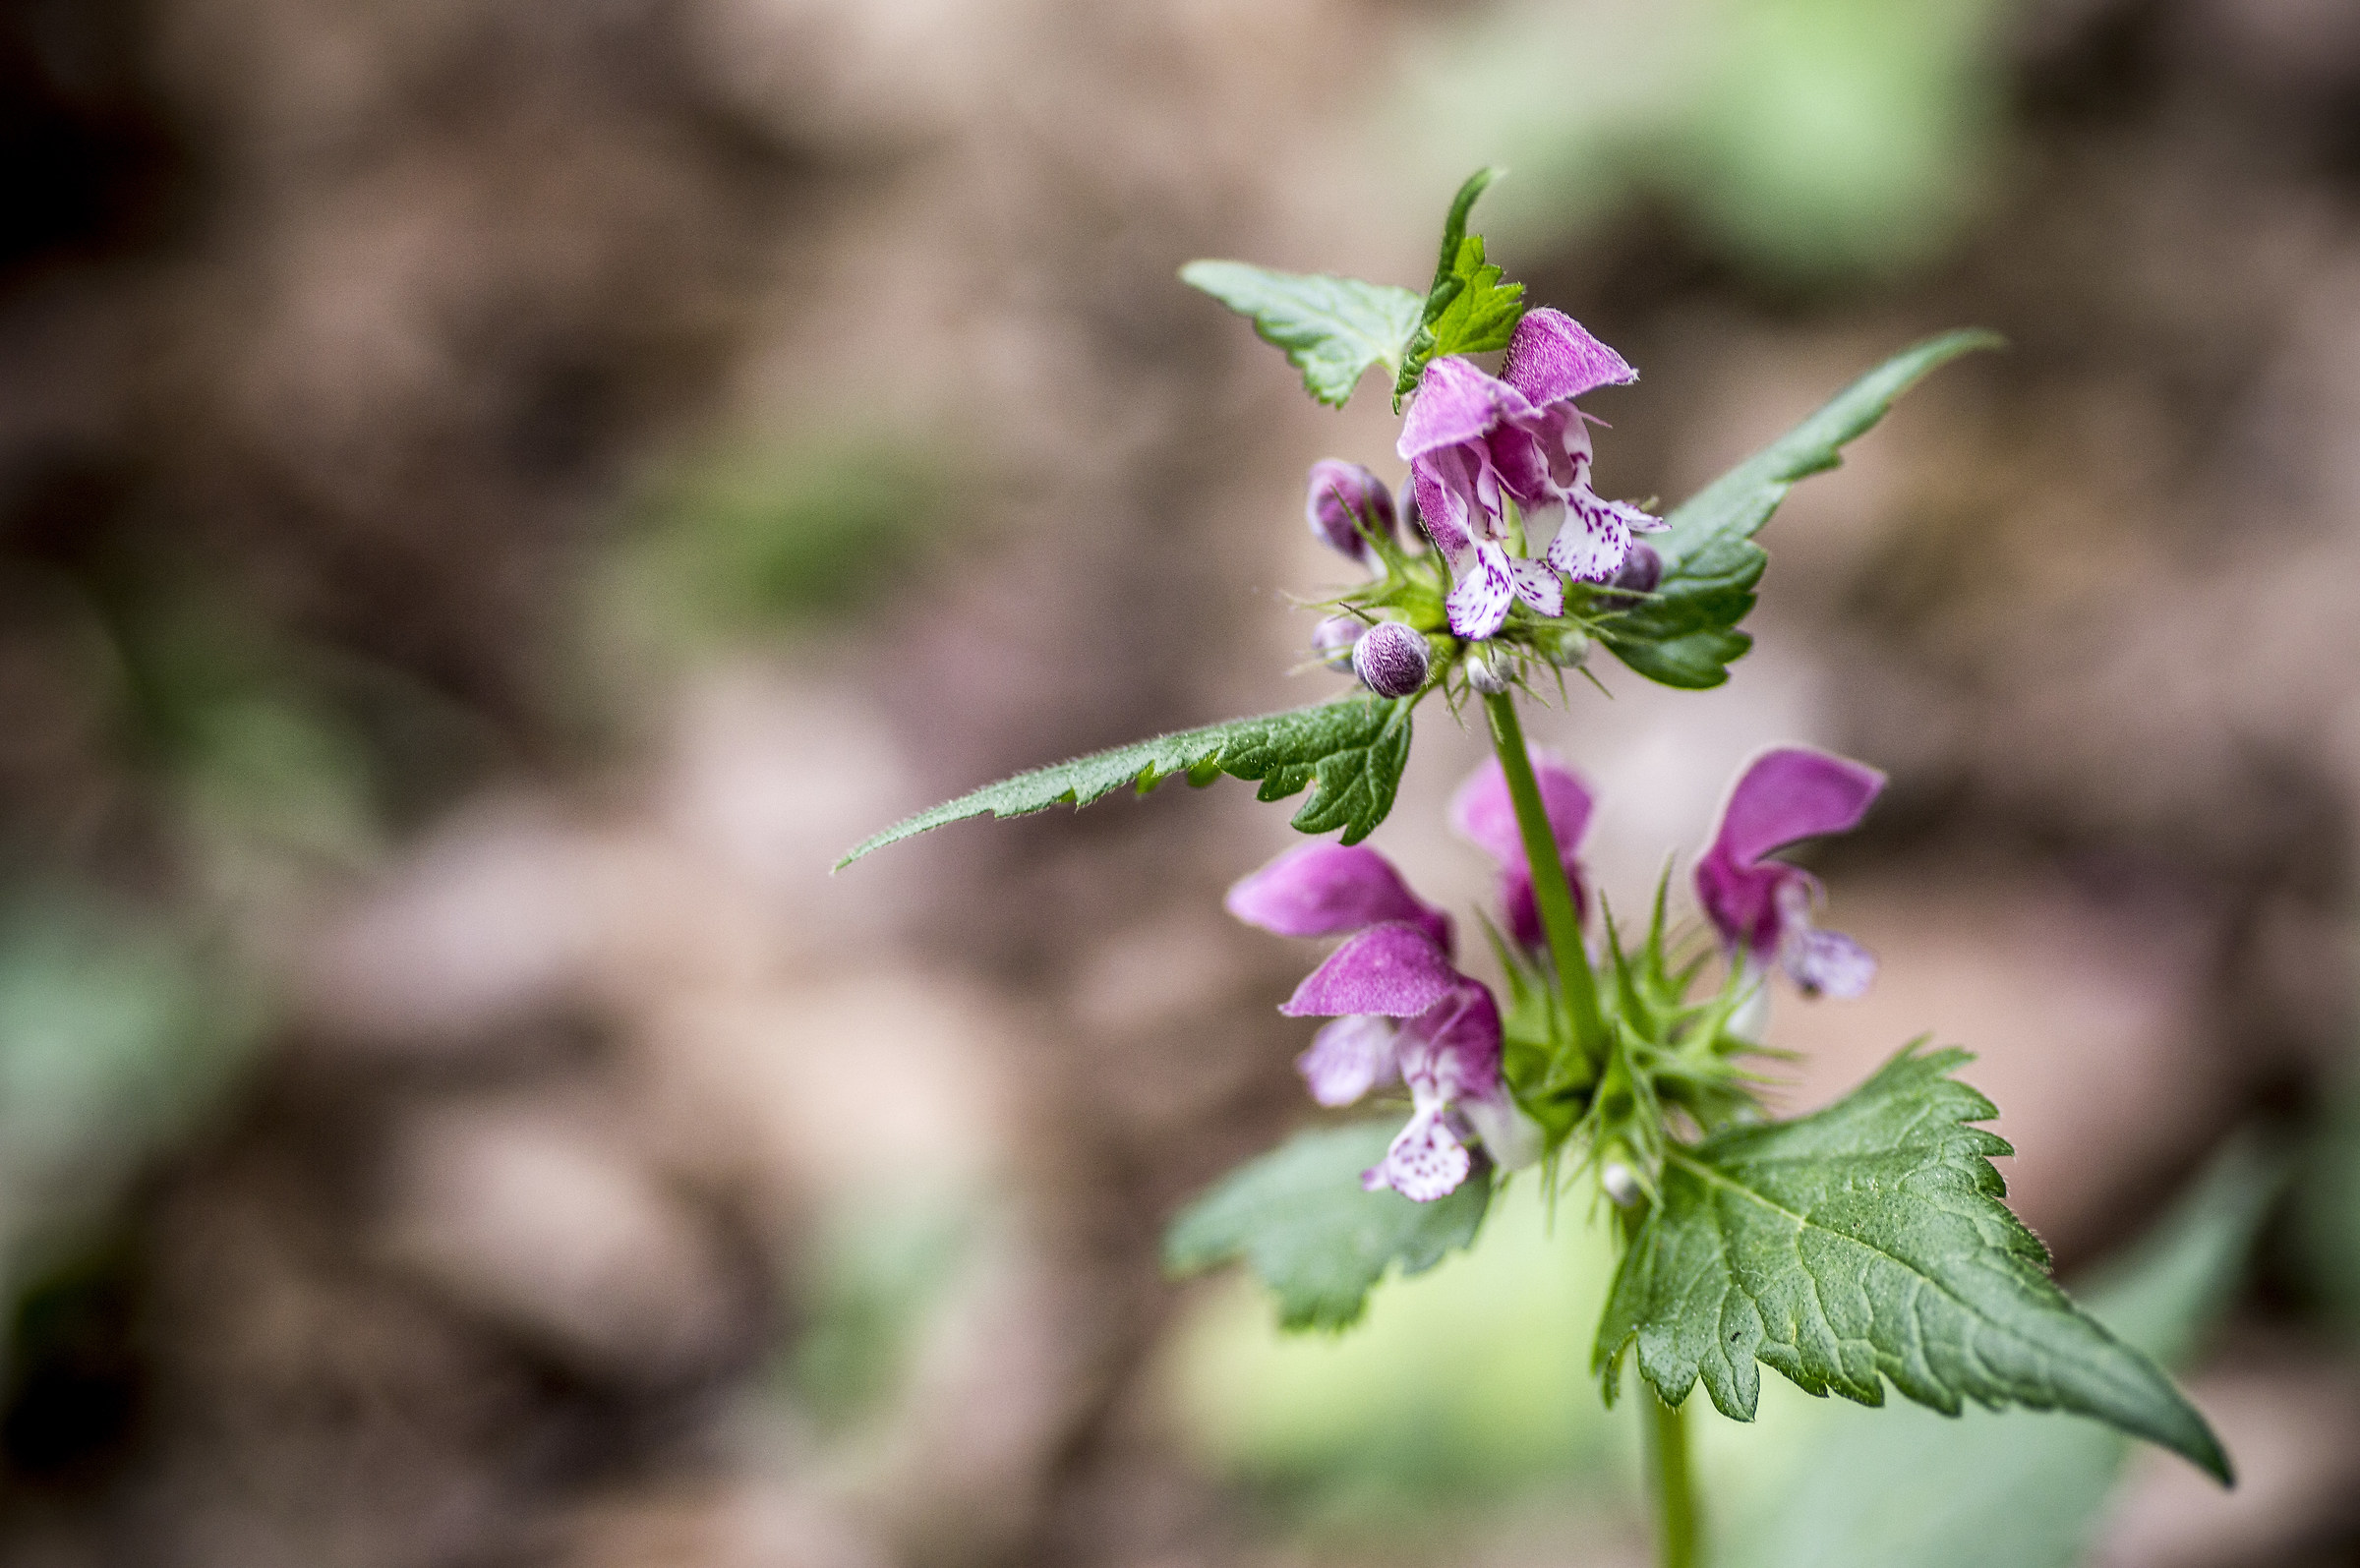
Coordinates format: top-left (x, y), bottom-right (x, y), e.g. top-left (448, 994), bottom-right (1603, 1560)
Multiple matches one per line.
top-left (1397, 308), bottom-right (1666, 640)
top-left (1449, 753), bottom-right (1594, 950)
top-left (1311, 614), bottom-right (1362, 670)
top-left (1695, 746), bottom-right (1885, 1015)
top-left (1227, 846), bottom-right (1540, 1199)
top-left (1304, 459), bottom-right (1395, 567)
top-left (1352, 622), bottom-right (1430, 698)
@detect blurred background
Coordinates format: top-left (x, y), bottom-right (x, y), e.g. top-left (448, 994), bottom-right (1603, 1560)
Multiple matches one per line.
top-left (1, 0), bottom-right (2357, 1564)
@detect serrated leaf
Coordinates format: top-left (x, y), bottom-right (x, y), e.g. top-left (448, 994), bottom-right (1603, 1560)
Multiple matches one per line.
top-left (1725, 1136), bottom-right (2280, 1568)
top-left (1164, 1122), bottom-right (1492, 1331)
top-left (1393, 169), bottom-right (1526, 404)
top-left (836, 697), bottom-right (1414, 868)
top-left (1594, 1043), bottom-right (2230, 1482)
top-left (1600, 328), bottom-right (2002, 688)
top-left (1179, 261), bottom-right (1423, 408)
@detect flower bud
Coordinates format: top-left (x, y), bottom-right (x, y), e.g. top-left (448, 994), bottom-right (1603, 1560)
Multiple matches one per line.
top-left (1601, 1160), bottom-right (1642, 1208)
top-left (1594, 541), bottom-right (1662, 610)
top-left (1311, 614), bottom-right (1360, 671)
top-left (1352, 622), bottom-right (1429, 698)
top-left (1305, 460), bottom-right (1394, 564)
top-left (1468, 652), bottom-right (1511, 695)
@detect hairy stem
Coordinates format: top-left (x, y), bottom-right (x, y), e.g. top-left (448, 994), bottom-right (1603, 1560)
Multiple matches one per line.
top-left (1645, 1390), bottom-right (1702, 1568)
top-left (1481, 691), bottom-right (1606, 1053)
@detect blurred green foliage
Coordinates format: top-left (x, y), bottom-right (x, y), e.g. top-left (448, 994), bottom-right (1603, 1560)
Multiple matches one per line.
top-left (783, 1194), bottom-right (974, 1433)
top-left (1405, 0), bottom-right (2007, 281)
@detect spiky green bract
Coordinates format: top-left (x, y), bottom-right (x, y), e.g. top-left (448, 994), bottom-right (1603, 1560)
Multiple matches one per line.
top-left (836, 698), bottom-right (1414, 868)
top-left (1598, 329), bottom-right (2003, 688)
top-left (1392, 167), bottom-right (1527, 406)
top-left (1594, 1044), bottom-right (2229, 1482)
top-left (1163, 1121), bottom-right (1492, 1331)
top-left (1178, 261), bottom-right (1423, 408)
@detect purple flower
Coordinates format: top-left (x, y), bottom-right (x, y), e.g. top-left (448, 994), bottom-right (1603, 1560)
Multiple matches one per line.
top-left (1352, 622), bottom-right (1430, 697)
top-left (1311, 614), bottom-right (1361, 670)
top-left (1305, 460), bottom-right (1395, 567)
top-left (1282, 923), bottom-right (1536, 1199)
top-left (1225, 846), bottom-right (1535, 1197)
top-left (1448, 753), bottom-right (1594, 950)
top-left (1225, 843), bottom-right (1453, 953)
top-left (1396, 309), bottom-right (1666, 640)
top-left (1695, 746), bottom-right (1886, 1000)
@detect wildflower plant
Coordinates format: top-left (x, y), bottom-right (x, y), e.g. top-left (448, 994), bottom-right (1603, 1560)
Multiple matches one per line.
top-left (839, 172), bottom-right (2227, 1564)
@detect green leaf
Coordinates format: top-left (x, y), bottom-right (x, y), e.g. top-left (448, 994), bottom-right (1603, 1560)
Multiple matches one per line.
top-left (1594, 1043), bottom-right (2230, 1482)
top-left (1178, 261), bottom-right (1423, 408)
top-left (1393, 168), bottom-right (1526, 404)
top-left (1724, 1136), bottom-right (2282, 1568)
top-left (1164, 1122), bottom-right (1492, 1331)
top-left (1599, 328), bottom-right (2002, 688)
top-left (836, 697), bottom-right (1414, 868)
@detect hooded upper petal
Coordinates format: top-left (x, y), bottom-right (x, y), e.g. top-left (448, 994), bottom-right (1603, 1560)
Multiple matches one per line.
top-left (1280, 922), bottom-right (1461, 1018)
top-left (1226, 843), bottom-right (1453, 953)
top-left (1710, 747), bottom-right (1886, 867)
top-left (1500, 308), bottom-right (1637, 407)
top-left (1397, 355), bottom-right (1536, 460)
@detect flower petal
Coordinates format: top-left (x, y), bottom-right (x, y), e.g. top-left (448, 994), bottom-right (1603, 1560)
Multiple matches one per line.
top-left (1695, 857), bottom-right (1802, 962)
top-left (1410, 455), bottom-right (1475, 566)
top-left (1710, 746), bottom-right (1887, 868)
top-left (1446, 541), bottom-right (1516, 640)
top-left (1225, 843), bottom-right (1453, 952)
top-left (1361, 1105), bottom-right (1472, 1202)
top-left (1460, 1087), bottom-right (1545, 1172)
top-left (1784, 925), bottom-right (1877, 999)
top-left (1280, 922), bottom-right (1461, 1018)
top-left (1499, 308), bottom-right (1637, 407)
top-left (1545, 489), bottom-right (1633, 583)
top-left (1396, 980), bottom-right (1504, 1101)
top-left (1397, 355), bottom-right (1535, 460)
top-left (1295, 1015), bottom-right (1400, 1106)
top-left (1507, 555), bottom-right (1565, 618)
top-left (1447, 756), bottom-right (1595, 869)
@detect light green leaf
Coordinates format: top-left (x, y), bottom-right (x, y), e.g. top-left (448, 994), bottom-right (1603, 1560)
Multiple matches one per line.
top-left (1164, 1122), bottom-right (1492, 1332)
top-left (1599, 328), bottom-right (2001, 688)
top-left (1724, 1136), bottom-right (2281, 1568)
top-left (1179, 261), bottom-right (1423, 408)
top-left (1393, 168), bottom-right (1525, 403)
top-left (1594, 1043), bottom-right (2230, 1482)
top-left (836, 697), bottom-right (1414, 868)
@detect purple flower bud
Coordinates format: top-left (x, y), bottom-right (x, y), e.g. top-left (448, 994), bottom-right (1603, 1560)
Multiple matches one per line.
top-left (1305, 460), bottom-right (1395, 564)
top-left (1593, 541), bottom-right (1662, 610)
top-left (1352, 622), bottom-right (1430, 698)
top-left (1311, 614), bottom-right (1361, 671)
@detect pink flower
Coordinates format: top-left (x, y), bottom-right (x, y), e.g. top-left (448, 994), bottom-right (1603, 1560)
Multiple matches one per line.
top-left (1695, 747), bottom-right (1886, 999)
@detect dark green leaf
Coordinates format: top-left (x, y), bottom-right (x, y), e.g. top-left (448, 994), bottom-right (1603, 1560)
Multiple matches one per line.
top-left (1724, 1136), bottom-right (2281, 1568)
top-left (836, 697), bottom-right (1414, 868)
top-left (1594, 1043), bottom-right (2230, 1482)
top-left (1164, 1122), bottom-right (1492, 1331)
top-left (1600, 329), bottom-right (2002, 688)
top-left (1178, 261), bottom-right (1423, 408)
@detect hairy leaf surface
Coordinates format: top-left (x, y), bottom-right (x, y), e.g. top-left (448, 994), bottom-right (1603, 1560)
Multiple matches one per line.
top-left (1164, 1121), bottom-right (1492, 1331)
top-left (837, 697), bottom-right (1414, 867)
top-left (1600, 329), bottom-right (2001, 688)
top-left (1594, 1044), bottom-right (2229, 1481)
top-left (1179, 261), bottom-right (1422, 408)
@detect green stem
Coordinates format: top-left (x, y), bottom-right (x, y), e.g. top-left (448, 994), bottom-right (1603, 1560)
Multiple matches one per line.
top-left (1644, 1390), bottom-right (1702, 1568)
top-left (1480, 691), bottom-right (1606, 1053)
